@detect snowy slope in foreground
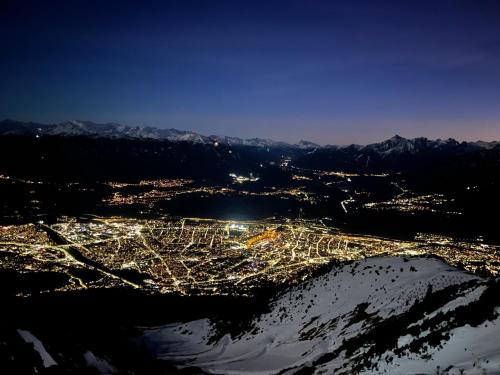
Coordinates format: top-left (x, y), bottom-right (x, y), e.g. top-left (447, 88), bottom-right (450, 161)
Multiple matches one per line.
top-left (142, 256), bottom-right (500, 374)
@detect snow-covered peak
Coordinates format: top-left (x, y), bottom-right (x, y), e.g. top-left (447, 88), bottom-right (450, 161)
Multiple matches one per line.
top-left (295, 140), bottom-right (320, 149)
top-left (40, 121), bottom-right (211, 143)
top-left (361, 135), bottom-right (466, 155)
top-left (363, 134), bottom-right (416, 154)
top-left (470, 140), bottom-right (500, 150)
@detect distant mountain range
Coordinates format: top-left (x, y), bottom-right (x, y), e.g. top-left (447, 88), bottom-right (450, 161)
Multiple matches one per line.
top-left (1, 119), bottom-right (498, 153)
top-left (1, 118), bottom-right (499, 184)
top-left (0, 119), bottom-right (304, 149)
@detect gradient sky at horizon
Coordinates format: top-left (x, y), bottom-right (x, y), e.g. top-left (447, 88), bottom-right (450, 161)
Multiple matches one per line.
top-left (1, 0), bottom-right (500, 144)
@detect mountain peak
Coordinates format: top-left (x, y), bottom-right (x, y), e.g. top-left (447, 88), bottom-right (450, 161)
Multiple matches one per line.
top-left (390, 134), bottom-right (405, 141)
top-left (296, 140), bottom-right (319, 148)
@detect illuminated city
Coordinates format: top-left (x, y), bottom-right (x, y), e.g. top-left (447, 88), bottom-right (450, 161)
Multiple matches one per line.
top-left (1, 216), bottom-right (498, 297)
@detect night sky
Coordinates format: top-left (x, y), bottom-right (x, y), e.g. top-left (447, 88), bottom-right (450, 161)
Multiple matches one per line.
top-left (1, 0), bottom-right (500, 144)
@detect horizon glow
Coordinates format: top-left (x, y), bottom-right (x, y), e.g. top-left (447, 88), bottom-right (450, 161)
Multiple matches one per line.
top-left (1, 0), bottom-right (500, 144)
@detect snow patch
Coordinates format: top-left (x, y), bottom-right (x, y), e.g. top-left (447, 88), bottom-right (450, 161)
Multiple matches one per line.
top-left (17, 329), bottom-right (57, 368)
top-left (84, 350), bottom-right (115, 374)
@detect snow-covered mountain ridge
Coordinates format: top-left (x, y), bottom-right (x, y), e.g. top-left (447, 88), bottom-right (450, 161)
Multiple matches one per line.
top-left (0, 119), bottom-right (293, 148)
top-left (1, 119), bottom-right (498, 152)
top-left (142, 256), bottom-right (500, 374)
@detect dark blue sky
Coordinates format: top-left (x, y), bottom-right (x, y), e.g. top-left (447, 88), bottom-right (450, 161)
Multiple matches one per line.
top-left (1, 0), bottom-right (500, 144)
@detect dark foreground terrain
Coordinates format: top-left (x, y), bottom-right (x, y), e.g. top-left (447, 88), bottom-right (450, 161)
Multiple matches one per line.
top-left (2, 256), bottom-right (500, 374)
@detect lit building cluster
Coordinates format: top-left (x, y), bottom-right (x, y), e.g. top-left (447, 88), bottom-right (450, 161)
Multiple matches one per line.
top-left (363, 193), bottom-right (460, 214)
top-left (104, 180), bottom-right (319, 206)
top-left (106, 179), bottom-right (193, 189)
top-left (229, 173), bottom-right (260, 184)
top-left (105, 185), bottom-right (235, 206)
